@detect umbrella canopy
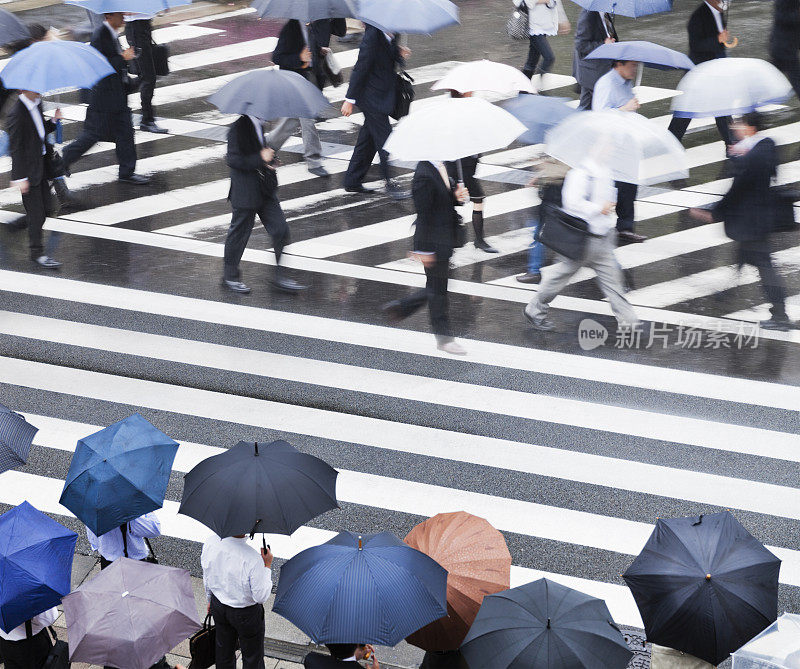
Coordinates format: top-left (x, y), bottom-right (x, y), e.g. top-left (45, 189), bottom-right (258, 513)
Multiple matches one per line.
top-left (273, 531), bottom-right (448, 646)
top-left (499, 94), bottom-right (577, 145)
top-left (208, 69), bottom-right (331, 122)
top-left (732, 613), bottom-right (800, 668)
top-left (0, 9), bottom-right (30, 47)
top-left (671, 58), bottom-right (793, 118)
top-left (384, 97), bottom-right (526, 162)
top-left (1, 40), bottom-right (114, 95)
top-left (63, 557), bottom-right (201, 669)
top-left (545, 109), bottom-right (688, 185)
top-left (179, 439), bottom-right (338, 538)
top-left (0, 404), bottom-right (38, 475)
top-left (59, 413), bottom-right (179, 537)
top-left (461, 578), bottom-right (632, 669)
top-left (66, 0), bottom-right (191, 12)
top-left (251, 0), bottom-right (357, 21)
top-left (0, 502), bottom-right (77, 634)
top-left (569, 0), bottom-right (672, 18)
top-left (404, 512), bottom-right (511, 651)
top-left (586, 41), bottom-right (694, 70)
top-left (622, 511), bottom-right (781, 666)
top-left (357, 0), bottom-right (458, 35)
top-left (432, 60), bottom-right (534, 95)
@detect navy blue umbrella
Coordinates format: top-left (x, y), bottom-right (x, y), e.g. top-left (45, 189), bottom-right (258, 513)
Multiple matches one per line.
top-left (59, 413), bottom-right (179, 537)
top-left (586, 41), bottom-right (694, 71)
top-left (66, 0), bottom-right (191, 12)
top-left (623, 511), bottom-right (780, 666)
top-left (569, 0), bottom-right (672, 18)
top-left (499, 95), bottom-right (577, 146)
top-left (0, 9), bottom-right (30, 47)
top-left (358, 0), bottom-right (459, 35)
top-left (273, 531), bottom-right (448, 645)
top-left (0, 404), bottom-right (38, 475)
top-left (0, 502), bottom-right (77, 634)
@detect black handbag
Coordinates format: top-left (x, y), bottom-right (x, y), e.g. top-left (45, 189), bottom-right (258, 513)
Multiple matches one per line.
top-left (188, 614), bottom-right (216, 669)
top-left (771, 185), bottom-right (800, 233)
top-left (535, 205), bottom-right (593, 261)
top-left (152, 43), bottom-right (170, 77)
top-left (25, 622), bottom-right (70, 669)
top-left (391, 71), bottom-right (415, 121)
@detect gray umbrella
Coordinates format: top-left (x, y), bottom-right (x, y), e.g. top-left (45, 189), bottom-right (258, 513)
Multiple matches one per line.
top-left (251, 0), bottom-right (358, 22)
top-left (208, 69), bottom-right (332, 121)
top-left (63, 558), bottom-right (201, 669)
top-left (0, 9), bottom-right (30, 47)
top-left (0, 404), bottom-right (38, 475)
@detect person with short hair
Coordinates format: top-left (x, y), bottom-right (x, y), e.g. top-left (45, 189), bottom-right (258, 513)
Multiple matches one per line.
top-left (304, 643), bottom-right (380, 668)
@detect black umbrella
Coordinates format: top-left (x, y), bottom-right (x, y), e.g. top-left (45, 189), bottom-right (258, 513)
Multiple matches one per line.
top-left (178, 440), bottom-right (338, 538)
top-left (251, 0), bottom-right (357, 22)
top-left (0, 9), bottom-right (30, 48)
top-left (460, 578), bottom-right (633, 669)
top-left (622, 511), bottom-right (781, 666)
top-left (0, 404), bottom-right (38, 475)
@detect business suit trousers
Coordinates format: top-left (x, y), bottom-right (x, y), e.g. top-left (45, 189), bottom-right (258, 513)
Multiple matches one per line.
top-left (773, 56), bottom-right (800, 101)
top-left (267, 117), bottom-right (322, 169)
top-left (668, 114), bottom-right (732, 146)
top-left (224, 194), bottom-right (290, 281)
top-left (210, 595), bottom-right (265, 669)
top-left (139, 74), bottom-right (156, 124)
top-left (395, 258), bottom-right (453, 339)
top-left (0, 630), bottom-right (53, 669)
top-left (344, 108), bottom-right (392, 188)
top-left (62, 109), bottom-right (137, 178)
top-left (614, 181), bottom-right (637, 232)
top-left (738, 239), bottom-right (787, 319)
top-left (523, 34), bottom-right (555, 77)
top-left (22, 180), bottom-right (53, 260)
top-left (528, 231), bottom-right (638, 326)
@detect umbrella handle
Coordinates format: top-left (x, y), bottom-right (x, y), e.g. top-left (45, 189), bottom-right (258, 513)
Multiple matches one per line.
top-left (634, 62), bottom-right (643, 91)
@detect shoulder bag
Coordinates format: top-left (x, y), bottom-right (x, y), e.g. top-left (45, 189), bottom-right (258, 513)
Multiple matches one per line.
top-left (151, 41), bottom-right (170, 77)
top-left (771, 185), bottom-right (800, 233)
top-left (507, 1), bottom-right (530, 40)
top-left (535, 177), bottom-right (596, 260)
top-left (188, 614), bottom-right (216, 669)
top-left (392, 70), bottom-right (415, 120)
top-left (25, 621), bottom-right (70, 669)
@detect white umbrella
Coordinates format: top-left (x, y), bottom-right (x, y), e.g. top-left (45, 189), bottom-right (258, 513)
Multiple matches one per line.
top-left (731, 613), bottom-right (800, 669)
top-left (671, 58), bottom-right (792, 119)
top-left (544, 110), bottom-right (688, 185)
top-left (431, 59), bottom-right (535, 95)
top-left (383, 97), bottom-right (526, 164)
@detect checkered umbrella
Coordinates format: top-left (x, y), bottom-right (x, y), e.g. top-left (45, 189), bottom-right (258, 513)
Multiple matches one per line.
top-left (0, 404), bottom-right (38, 475)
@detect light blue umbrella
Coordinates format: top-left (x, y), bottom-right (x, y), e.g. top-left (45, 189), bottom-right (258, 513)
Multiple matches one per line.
top-left (65, 0), bottom-right (191, 11)
top-left (358, 0), bottom-right (458, 35)
top-left (586, 41), bottom-right (694, 71)
top-left (569, 0), bottom-right (672, 18)
top-left (0, 41), bottom-right (113, 95)
top-left (499, 95), bottom-right (578, 146)
top-left (251, 0), bottom-right (358, 22)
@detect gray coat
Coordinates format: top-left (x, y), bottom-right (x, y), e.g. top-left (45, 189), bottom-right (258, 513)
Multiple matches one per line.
top-left (572, 9), bottom-right (615, 89)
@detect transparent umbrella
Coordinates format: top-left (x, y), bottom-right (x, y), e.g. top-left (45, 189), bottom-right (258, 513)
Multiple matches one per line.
top-left (732, 614), bottom-right (800, 669)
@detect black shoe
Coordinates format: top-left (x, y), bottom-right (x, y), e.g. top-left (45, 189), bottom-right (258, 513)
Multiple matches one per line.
top-left (308, 166), bottom-right (330, 177)
top-left (345, 184), bottom-right (376, 194)
top-left (33, 255), bottom-right (61, 269)
top-left (523, 306), bottom-right (555, 331)
top-left (475, 239), bottom-right (499, 253)
top-left (119, 174), bottom-right (150, 185)
top-left (618, 231), bottom-right (648, 243)
top-left (56, 197), bottom-right (81, 215)
top-left (140, 122), bottom-right (168, 134)
top-left (760, 317), bottom-right (793, 331)
top-left (272, 276), bottom-right (308, 292)
top-left (516, 272), bottom-right (541, 284)
top-left (382, 299), bottom-right (404, 324)
top-left (222, 279), bottom-right (251, 294)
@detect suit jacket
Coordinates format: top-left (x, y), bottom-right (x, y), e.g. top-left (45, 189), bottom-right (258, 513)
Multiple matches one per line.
top-left (572, 10), bottom-right (616, 89)
top-left (7, 98), bottom-right (55, 186)
top-left (303, 653), bottom-right (359, 669)
top-left (687, 2), bottom-right (726, 64)
top-left (770, 0), bottom-right (800, 60)
top-left (272, 19), bottom-right (347, 90)
top-left (412, 161), bottom-right (461, 260)
top-left (226, 115), bottom-right (277, 210)
top-left (125, 19), bottom-right (156, 79)
top-left (345, 24), bottom-right (404, 114)
top-left (89, 23), bottom-right (131, 113)
top-left (712, 137), bottom-right (777, 242)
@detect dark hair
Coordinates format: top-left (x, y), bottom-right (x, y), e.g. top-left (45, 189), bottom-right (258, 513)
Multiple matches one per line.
top-left (326, 644), bottom-right (360, 660)
top-left (27, 23), bottom-right (48, 42)
top-left (741, 111), bottom-right (766, 131)
top-left (613, 59), bottom-right (633, 67)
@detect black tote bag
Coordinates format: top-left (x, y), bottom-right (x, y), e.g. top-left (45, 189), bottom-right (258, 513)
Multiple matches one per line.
top-left (188, 614), bottom-right (216, 669)
top-left (391, 71), bottom-right (415, 120)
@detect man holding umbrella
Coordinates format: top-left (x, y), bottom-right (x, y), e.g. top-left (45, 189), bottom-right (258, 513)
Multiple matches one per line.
top-left (86, 512), bottom-right (161, 569)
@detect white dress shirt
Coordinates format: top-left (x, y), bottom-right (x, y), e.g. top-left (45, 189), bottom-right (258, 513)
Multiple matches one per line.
top-left (201, 535), bottom-right (272, 608)
top-left (591, 69), bottom-right (635, 111)
top-left (86, 513), bottom-right (161, 562)
top-left (561, 161), bottom-right (618, 235)
top-left (0, 607), bottom-right (58, 642)
top-left (704, 1), bottom-right (724, 33)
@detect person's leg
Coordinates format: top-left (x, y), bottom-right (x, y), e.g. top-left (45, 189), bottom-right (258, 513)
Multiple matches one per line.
top-left (393, 288), bottom-right (429, 319)
top-left (577, 86), bottom-right (594, 111)
top-left (587, 233), bottom-right (639, 326)
top-left (426, 258), bottom-right (453, 342)
top-left (265, 117), bottom-right (301, 153)
top-left (614, 181), bottom-right (638, 234)
top-left (534, 35), bottom-right (555, 74)
top-left (471, 197), bottom-right (497, 252)
top-left (740, 242), bottom-right (788, 320)
top-left (223, 208), bottom-right (256, 281)
top-left (230, 604), bottom-right (266, 669)
top-left (363, 109), bottom-right (393, 186)
top-left (667, 115), bottom-right (691, 143)
top-left (61, 123), bottom-right (99, 173)
top-left (210, 597), bottom-right (238, 669)
top-left (517, 219), bottom-right (545, 282)
top-left (344, 122), bottom-right (377, 189)
top-left (777, 56), bottom-right (800, 100)
top-left (525, 254), bottom-right (583, 319)
top-left (23, 181), bottom-right (48, 260)
top-left (115, 110), bottom-right (138, 178)
top-left (522, 35), bottom-right (542, 78)
top-left (257, 193), bottom-right (290, 265)
top-left (139, 75), bottom-right (156, 125)
top-left (298, 117), bottom-right (323, 170)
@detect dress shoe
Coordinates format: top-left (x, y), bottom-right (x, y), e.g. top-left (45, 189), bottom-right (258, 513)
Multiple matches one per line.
top-left (760, 317), bottom-right (794, 331)
top-left (34, 255), bottom-right (61, 269)
top-left (119, 174), bottom-right (150, 185)
top-left (345, 184), bottom-right (377, 195)
top-left (222, 279), bottom-right (251, 294)
top-left (437, 340), bottom-right (467, 355)
top-left (617, 231), bottom-right (647, 243)
top-left (475, 239), bottom-right (499, 253)
top-left (272, 276), bottom-right (308, 292)
top-left (386, 181), bottom-right (411, 200)
top-left (140, 122), bottom-right (168, 134)
top-left (382, 299), bottom-right (404, 324)
top-left (308, 165), bottom-right (330, 177)
top-left (516, 271), bottom-right (541, 284)
top-left (523, 306), bottom-right (555, 331)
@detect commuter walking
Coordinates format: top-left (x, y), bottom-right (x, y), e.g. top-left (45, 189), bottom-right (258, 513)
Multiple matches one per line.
top-left (125, 13), bottom-right (168, 134)
top-left (573, 9), bottom-right (617, 110)
top-left (514, 0), bottom-right (569, 90)
top-left (769, 0), bottom-right (800, 101)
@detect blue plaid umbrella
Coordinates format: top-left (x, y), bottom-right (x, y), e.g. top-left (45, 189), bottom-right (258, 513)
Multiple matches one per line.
top-left (0, 404), bottom-right (38, 475)
top-left (273, 531), bottom-right (448, 645)
top-left (0, 502), bottom-right (77, 634)
top-left (569, 0), bottom-right (672, 18)
top-left (0, 8), bottom-right (30, 47)
top-left (358, 0), bottom-right (459, 35)
top-left (59, 413), bottom-right (178, 537)
top-left (66, 0), bottom-right (191, 12)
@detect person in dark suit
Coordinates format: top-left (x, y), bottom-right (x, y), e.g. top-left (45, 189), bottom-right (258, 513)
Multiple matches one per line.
top-left (7, 90), bottom-right (60, 268)
top-left (382, 161), bottom-right (469, 354)
top-left (341, 24), bottom-right (410, 199)
top-left (770, 0), bottom-right (800, 101)
top-left (304, 644), bottom-right (380, 668)
top-left (690, 112), bottom-right (791, 330)
top-left (61, 12), bottom-right (149, 184)
top-left (572, 9), bottom-right (616, 110)
top-left (125, 15), bottom-right (167, 134)
top-left (667, 0), bottom-right (732, 147)
top-left (223, 114), bottom-right (307, 294)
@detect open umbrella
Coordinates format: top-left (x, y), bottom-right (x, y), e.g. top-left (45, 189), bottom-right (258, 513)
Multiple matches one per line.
top-left (499, 95), bottom-right (577, 145)
top-left (0, 9), bottom-right (30, 47)
top-left (623, 511), bottom-right (781, 666)
top-left (569, 0), bottom-right (672, 18)
top-left (432, 60), bottom-right (534, 95)
top-left (63, 557), bottom-right (201, 669)
top-left (66, 0), bottom-right (192, 12)
top-left (251, 0), bottom-right (357, 21)
top-left (732, 613), bottom-right (800, 668)
top-left (357, 0), bottom-right (458, 35)
top-left (0, 405), bottom-right (38, 475)
top-left (179, 439), bottom-right (338, 538)
top-left (404, 512), bottom-right (511, 651)
top-left (209, 69), bottom-right (331, 121)
top-left (0, 502), bottom-right (77, 634)
top-left (671, 58), bottom-right (792, 119)
top-left (59, 413), bottom-right (179, 537)
top-left (273, 531), bottom-right (447, 646)
top-left (461, 578), bottom-right (632, 669)
top-left (586, 40), bottom-right (693, 88)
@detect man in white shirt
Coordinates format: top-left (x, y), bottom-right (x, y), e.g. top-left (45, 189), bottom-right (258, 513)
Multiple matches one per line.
top-left (86, 512), bottom-right (161, 569)
top-left (0, 606), bottom-right (58, 669)
top-left (201, 534), bottom-right (274, 669)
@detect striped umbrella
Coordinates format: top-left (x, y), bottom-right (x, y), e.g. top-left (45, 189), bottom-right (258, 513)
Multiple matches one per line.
top-left (0, 405), bottom-right (38, 475)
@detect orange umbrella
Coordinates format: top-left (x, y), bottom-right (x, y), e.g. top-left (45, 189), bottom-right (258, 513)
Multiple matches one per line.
top-left (404, 511), bottom-right (511, 651)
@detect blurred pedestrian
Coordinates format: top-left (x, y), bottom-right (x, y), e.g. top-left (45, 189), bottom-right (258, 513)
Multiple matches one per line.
top-left (420, 650), bottom-right (469, 668)
top-left (0, 606), bottom-right (58, 669)
top-left (338, 18), bottom-right (364, 44)
top-left (201, 534), bottom-right (274, 669)
top-left (62, 12), bottom-right (150, 185)
top-left (382, 160), bottom-right (470, 354)
top-left (304, 643), bottom-right (380, 668)
top-left (769, 0), bottom-right (800, 101)
top-left (222, 114), bottom-right (307, 294)
top-left (513, 0), bottom-right (570, 91)
top-left (125, 13), bottom-right (168, 134)
top-left (86, 512), bottom-right (161, 568)
top-left (592, 59), bottom-right (647, 242)
top-left (689, 112), bottom-right (793, 331)
top-left (667, 0), bottom-right (732, 148)
top-left (341, 25), bottom-right (410, 199)
top-left (573, 9), bottom-right (617, 110)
